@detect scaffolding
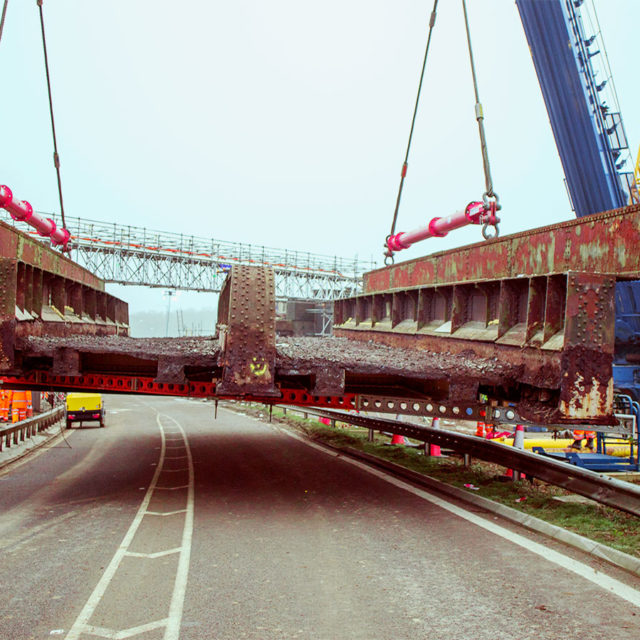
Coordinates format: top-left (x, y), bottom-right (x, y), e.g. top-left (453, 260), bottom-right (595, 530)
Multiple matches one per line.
top-left (3, 213), bottom-right (374, 300)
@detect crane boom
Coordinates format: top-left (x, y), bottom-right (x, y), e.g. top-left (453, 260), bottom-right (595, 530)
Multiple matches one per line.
top-left (516, 0), bottom-right (640, 400)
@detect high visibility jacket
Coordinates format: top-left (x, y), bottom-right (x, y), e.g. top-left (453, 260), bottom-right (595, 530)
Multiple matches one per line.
top-left (12, 391), bottom-right (28, 421)
top-left (0, 390), bottom-right (9, 421)
top-left (573, 430), bottom-right (596, 439)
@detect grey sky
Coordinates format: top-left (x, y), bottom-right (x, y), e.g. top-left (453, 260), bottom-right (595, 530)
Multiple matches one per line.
top-left (1, 1), bottom-right (638, 313)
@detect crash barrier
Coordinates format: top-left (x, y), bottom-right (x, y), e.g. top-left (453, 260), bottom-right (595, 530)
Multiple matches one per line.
top-left (0, 406), bottom-right (64, 453)
top-left (280, 405), bottom-right (640, 518)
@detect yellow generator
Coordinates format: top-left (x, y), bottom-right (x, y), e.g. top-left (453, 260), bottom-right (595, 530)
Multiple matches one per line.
top-left (65, 393), bottom-right (105, 428)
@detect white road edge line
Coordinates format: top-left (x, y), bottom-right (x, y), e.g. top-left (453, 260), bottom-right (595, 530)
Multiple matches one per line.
top-left (162, 413), bottom-right (195, 640)
top-left (64, 414), bottom-right (168, 640)
top-left (283, 429), bottom-right (640, 608)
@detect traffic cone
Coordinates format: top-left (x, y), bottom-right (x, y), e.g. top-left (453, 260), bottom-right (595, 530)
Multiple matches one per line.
top-left (476, 421), bottom-right (485, 437)
top-left (391, 434), bottom-right (405, 445)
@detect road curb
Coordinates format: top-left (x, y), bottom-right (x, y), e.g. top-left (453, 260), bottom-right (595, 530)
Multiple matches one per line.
top-left (280, 424), bottom-right (640, 578)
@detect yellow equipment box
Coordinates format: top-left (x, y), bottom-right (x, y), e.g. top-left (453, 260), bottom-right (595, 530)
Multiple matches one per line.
top-left (65, 393), bottom-right (105, 428)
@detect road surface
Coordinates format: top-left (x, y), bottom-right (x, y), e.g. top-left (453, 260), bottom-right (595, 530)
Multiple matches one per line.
top-left (0, 394), bottom-right (639, 639)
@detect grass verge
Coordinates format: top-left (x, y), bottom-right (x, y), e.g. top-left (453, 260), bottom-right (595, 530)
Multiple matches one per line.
top-left (237, 403), bottom-right (640, 559)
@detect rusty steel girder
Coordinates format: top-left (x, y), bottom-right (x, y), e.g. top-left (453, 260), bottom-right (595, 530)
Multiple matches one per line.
top-left (2, 205), bottom-right (640, 427)
top-left (216, 265), bottom-right (279, 397)
top-left (0, 219), bottom-right (129, 373)
top-left (365, 204), bottom-right (640, 291)
top-left (335, 205), bottom-right (640, 424)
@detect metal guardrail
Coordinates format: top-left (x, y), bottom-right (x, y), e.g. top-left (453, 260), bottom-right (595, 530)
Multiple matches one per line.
top-left (286, 406), bottom-right (640, 518)
top-left (0, 406), bottom-right (64, 452)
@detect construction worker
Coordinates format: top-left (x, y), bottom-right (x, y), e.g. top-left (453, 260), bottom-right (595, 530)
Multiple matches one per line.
top-left (570, 429), bottom-right (596, 451)
top-left (0, 390), bottom-right (9, 422)
top-left (12, 391), bottom-right (28, 422)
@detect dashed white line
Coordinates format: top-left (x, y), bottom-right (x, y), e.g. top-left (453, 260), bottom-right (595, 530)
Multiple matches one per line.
top-left (125, 549), bottom-right (182, 559)
top-left (64, 410), bottom-right (195, 640)
top-left (64, 415), bottom-right (168, 640)
top-left (84, 618), bottom-right (169, 639)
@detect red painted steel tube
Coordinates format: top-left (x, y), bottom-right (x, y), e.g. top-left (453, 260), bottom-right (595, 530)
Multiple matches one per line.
top-left (386, 200), bottom-right (498, 255)
top-left (0, 184), bottom-right (70, 248)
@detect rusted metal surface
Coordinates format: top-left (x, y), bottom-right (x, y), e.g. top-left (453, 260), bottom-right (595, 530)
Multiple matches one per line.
top-left (1, 331), bottom-right (560, 424)
top-left (0, 221), bottom-right (129, 373)
top-left (216, 265), bottom-right (279, 397)
top-left (335, 206), bottom-right (640, 424)
top-left (334, 270), bottom-right (618, 423)
top-left (364, 204), bottom-right (640, 292)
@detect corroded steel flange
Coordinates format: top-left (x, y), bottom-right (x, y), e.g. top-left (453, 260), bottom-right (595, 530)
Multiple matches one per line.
top-left (216, 265), bottom-right (280, 397)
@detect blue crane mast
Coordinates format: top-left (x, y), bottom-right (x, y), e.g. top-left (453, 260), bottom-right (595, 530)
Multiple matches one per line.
top-left (515, 0), bottom-right (640, 400)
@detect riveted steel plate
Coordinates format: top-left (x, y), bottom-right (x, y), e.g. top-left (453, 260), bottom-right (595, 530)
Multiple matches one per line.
top-left (216, 265), bottom-right (280, 397)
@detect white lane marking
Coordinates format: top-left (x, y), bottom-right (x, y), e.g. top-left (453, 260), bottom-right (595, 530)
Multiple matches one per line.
top-left (165, 455), bottom-right (187, 460)
top-left (125, 549), bottom-right (182, 559)
top-left (162, 413), bottom-right (195, 640)
top-left (155, 484), bottom-right (189, 491)
top-left (65, 411), bottom-right (196, 640)
top-left (64, 416), bottom-right (168, 640)
top-left (284, 430), bottom-right (640, 609)
top-left (145, 510), bottom-right (188, 517)
top-left (84, 618), bottom-right (169, 639)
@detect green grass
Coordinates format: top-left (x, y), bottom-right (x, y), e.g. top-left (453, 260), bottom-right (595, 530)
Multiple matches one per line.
top-left (237, 403), bottom-right (640, 559)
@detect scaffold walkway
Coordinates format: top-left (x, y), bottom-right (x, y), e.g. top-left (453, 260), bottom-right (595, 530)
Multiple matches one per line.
top-left (2, 212), bottom-right (374, 300)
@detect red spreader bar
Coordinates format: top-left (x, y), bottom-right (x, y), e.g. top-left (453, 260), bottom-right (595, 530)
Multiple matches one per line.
top-left (385, 198), bottom-right (499, 261)
top-left (0, 184), bottom-right (70, 250)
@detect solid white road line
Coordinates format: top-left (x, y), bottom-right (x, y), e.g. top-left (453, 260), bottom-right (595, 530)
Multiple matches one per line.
top-left (162, 413), bottom-right (195, 640)
top-left (64, 415), bottom-right (168, 640)
top-left (284, 429), bottom-right (640, 609)
top-left (64, 409), bottom-right (196, 640)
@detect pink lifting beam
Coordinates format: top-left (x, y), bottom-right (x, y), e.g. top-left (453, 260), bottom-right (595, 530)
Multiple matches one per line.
top-left (0, 185), bottom-right (70, 249)
top-left (385, 198), bottom-right (499, 260)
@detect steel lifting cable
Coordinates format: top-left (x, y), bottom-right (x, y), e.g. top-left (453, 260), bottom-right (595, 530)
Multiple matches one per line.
top-left (461, 0), bottom-right (500, 239)
top-left (37, 0), bottom-right (69, 243)
top-left (386, 0), bottom-right (439, 261)
top-left (0, 1), bottom-right (9, 46)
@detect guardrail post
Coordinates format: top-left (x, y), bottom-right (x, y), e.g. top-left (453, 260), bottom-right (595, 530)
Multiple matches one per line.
top-left (368, 429), bottom-right (374, 442)
top-left (463, 453), bottom-right (471, 467)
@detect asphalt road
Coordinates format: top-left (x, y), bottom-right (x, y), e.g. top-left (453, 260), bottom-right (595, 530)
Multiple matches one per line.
top-left (1, 394), bottom-right (640, 640)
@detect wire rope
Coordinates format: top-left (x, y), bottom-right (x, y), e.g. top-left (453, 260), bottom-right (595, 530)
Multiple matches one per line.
top-left (386, 0), bottom-right (439, 259)
top-left (37, 0), bottom-right (68, 239)
top-left (461, 0), bottom-right (498, 206)
top-left (0, 0), bottom-right (9, 46)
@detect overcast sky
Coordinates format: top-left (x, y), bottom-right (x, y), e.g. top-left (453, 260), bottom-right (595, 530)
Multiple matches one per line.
top-left (1, 0), bottom-right (638, 314)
